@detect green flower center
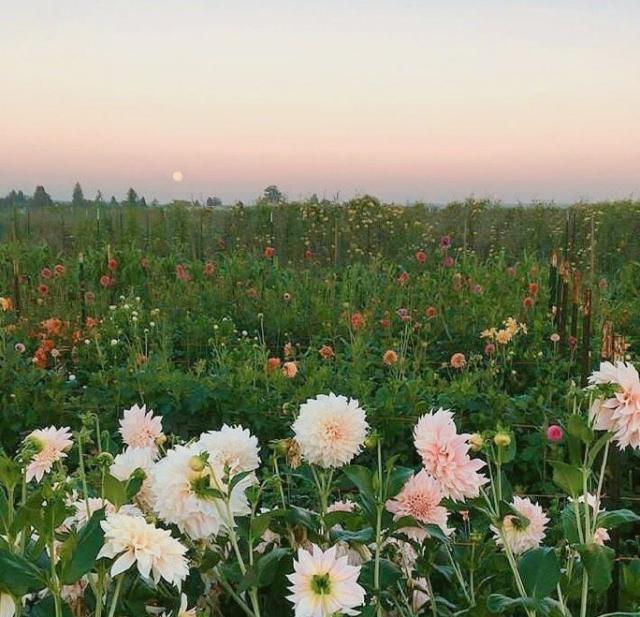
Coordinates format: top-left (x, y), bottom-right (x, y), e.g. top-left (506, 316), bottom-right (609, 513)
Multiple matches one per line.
top-left (311, 573), bottom-right (332, 596)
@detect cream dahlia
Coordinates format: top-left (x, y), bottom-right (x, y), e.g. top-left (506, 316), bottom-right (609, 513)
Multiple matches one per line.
top-left (287, 544), bottom-right (366, 617)
top-left (292, 393), bottom-right (369, 468)
top-left (491, 496), bottom-right (549, 555)
top-left (385, 469), bottom-right (452, 541)
top-left (196, 424), bottom-right (260, 474)
top-left (24, 426), bottom-right (73, 482)
top-left (98, 512), bottom-right (188, 586)
top-left (0, 594), bottom-right (15, 617)
top-left (413, 409), bottom-right (487, 501)
top-left (119, 404), bottom-right (164, 451)
top-left (150, 443), bottom-right (251, 539)
top-left (110, 447), bottom-right (157, 509)
top-left (589, 361), bottom-right (640, 449)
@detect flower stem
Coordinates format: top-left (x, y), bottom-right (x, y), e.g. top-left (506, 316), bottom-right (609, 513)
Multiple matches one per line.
top-left (107, 576), bottom-right (124, 617)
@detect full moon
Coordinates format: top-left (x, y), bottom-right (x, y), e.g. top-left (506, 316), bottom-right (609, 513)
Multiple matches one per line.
top-left (172, 171), bottom-right (183, 182)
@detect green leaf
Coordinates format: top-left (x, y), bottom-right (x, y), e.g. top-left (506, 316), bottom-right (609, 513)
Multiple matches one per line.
top-left (386, 466), bottom-right (414, 499)
top-left (330, 527), bottom-right (374, 544)
top-left (0, 455), bottom-right (21, 490)
top-left (567, 415), bottom-right (593, 445)
top-left (102, 474), bottom-right (127, 508)
top-left (58, 509), bottom-right (106, 585)
top-left (551, 461), bottom-right (583, 497)
top-left (487, 594), bottom-right (541, 614)
top-left (597, 509), bottom-right (640, 530)
top-left (29, 596), bottom-right (73, 617)
top-left (518, 548), bottom-right (561, 598)
top-left (576, 543), bottom-right (615, 592)
top-left (0, 548), bottom-right (47, 596)
top-left (253, 547), bottom-right (290, 587)
top-left (360, 558), bottom-right (402, 593)
top-left (342, 465), bottom-right (375, 503)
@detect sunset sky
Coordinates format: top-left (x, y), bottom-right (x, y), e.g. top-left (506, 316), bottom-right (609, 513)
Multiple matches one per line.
top-left (2, 1), bottom-right (639, 204)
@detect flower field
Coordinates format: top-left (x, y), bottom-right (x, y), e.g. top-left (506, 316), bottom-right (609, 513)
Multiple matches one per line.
top-left (0, 197), bottom-right (639, 617)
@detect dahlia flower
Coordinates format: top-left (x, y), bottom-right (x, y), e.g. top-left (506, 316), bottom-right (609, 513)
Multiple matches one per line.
top-left (196, 425), bottom-right (260, 474)
top-left (98, 512), bottom-right (188, 587)
top-left (24, 426), bottom-right (73, 482)
top-left (110, 446), bottom-right (158, 509)
top-left (150, 444), bottom-right (251, 539)
top-left (589, 361), bottom-right (640, 449)
top-left (413, 409), bottom-right (487, 501)
top-left (0, 594), bottom-right (15, 617)
top-left (287, 545), bottom-right (365, 617)
top-left (385, 470), bottom-right (452, 541)
top-left (292, 393), bottom-right (369, 468)
top-left (491, 496), bottom-right (549, 555)
top-left (119, 404), bottom-right (164, 451)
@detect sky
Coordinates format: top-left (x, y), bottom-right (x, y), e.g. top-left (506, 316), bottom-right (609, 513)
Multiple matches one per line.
top-left (1, 0), bottom-right (639, 204)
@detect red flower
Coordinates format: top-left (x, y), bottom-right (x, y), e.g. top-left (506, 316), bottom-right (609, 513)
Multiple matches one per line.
top-left (379, 318), bottom-right (391, 329)
top-left (546, 425), bottom-right (564, 442)
top-left (397, 272), bottom-right (409, 286)
top-left (484, 342), bottom-right (496, 355)
top-left (350, 312), bottom-right (364, 330)
top-left (175, 264), bottom-right (191, 282)
top-left (425, 306), bottom-right (437, 319)
top-left (107, 258), bottom-right (118, 271)
top-left (528, 282), bottom-right (539, 296)
top-left (304, 249), bottom-right (314, 260)
top-left (37, 284), bottom-right (49, 297)
top-left (264, 246), bottom-right (275, 258)
top-left (54, 264), bottom-right (65, 276)
top-left (415, 250), bottom-right (427, 264)
top-left (99, 275), bottom-right (112, 288)
top-left (41, 267), bottom-right (52, 279)
top-left (204, 262), bottom-right (215, 276)
top-left (522, 296), bottom-right (534, 309)
top-left (439, 235), bottom-right (452, 249)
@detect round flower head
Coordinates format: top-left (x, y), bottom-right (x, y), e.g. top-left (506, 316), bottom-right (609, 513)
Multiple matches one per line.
top-left (385, 470), bottom-right (452, 541)
top-left (150, 443), bottom-right (251, 540)
top-left (292, 393), bottom-right (369, 468)
top-left (589, 361), bottom-right (640, 449)
top-left (287, 544), bottom-right (366, 617)
top-left (491, 496), bottom-right (549, 555)
top-left (119, 404), bottom-right (164, 452)
top-left (24, 426), bottom-right (73, 483)
top-left (109, 447), bottom-right (158, 509)
top-left (413, 409), bottom-right (487, 501)
top-left (197, 424), bottom-right (260, 474)
top-left (98, 512), bottom-right (189, 587)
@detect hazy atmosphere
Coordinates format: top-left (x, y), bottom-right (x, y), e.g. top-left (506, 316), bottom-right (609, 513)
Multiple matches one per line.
top-left (2, 0), bottom-right (640, 203)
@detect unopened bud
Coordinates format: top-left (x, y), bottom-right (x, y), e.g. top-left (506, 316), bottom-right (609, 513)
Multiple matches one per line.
top-left (494, 433), bottom-right (511, 448)
top-left (469, 433), bottom-right (484, 451)
top-left (189, 455), bottom-right (206, 473)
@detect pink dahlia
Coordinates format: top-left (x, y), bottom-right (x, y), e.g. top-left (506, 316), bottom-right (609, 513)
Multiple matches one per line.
top-left (385, 470), bottom-right (452, 541)
top-left (119, 404), bottom-right (164, 452)
top-left (413, 408), bottom-right (487, 501)
top-left (491, 496), bottom-right (549, 555)
top-left (589, 361), bottom-right (640, 449)
top-left (25, 426), bottom-right (73, 483)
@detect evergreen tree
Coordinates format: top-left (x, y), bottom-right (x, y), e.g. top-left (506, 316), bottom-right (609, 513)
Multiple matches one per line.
top-left (206, 196), bottom-right (222, 208)
top-left (262, 185), bottom-right (283, 204)
top-left (109, 196), bottom-right (118, 207)
top-left (31, 186), bottom-right (53, 208)
top-left (72, 182), bottom-right (85, 207)
top-left (126, 187), bottom-right (138, 206)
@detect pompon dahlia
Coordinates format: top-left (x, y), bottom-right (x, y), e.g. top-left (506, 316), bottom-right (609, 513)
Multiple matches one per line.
top-left (287, 545), bottom-right (366, 617)
top-left (491, 496), bottom-right (549, 555)
top-left (24, 426), bottom-right (73, 483)
top-left (292, 393), bottom-right (369, 468)
top-left (589, 361), bottom-right (640, 449)
top-left (196, 424), bottom-right (260, 474)
top-left (119, 404), bottom-right (164, 452)
top-left (150, 443), bottom-right (251, 540)
top-left (98, 513), bottom-right (189, 586)
top-left (413, 409), bottom-right (487, 501)
top-left (385, 470), bottom-right (452, 541)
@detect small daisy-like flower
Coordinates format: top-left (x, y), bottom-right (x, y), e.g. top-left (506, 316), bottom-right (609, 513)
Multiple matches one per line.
top-left (287, 545), bottom-right (365, 617)
top-left (98, 513), bottom-right (188, 587)
top-left (491, 496), bottom-right (549, 555)
top-left (385, 470), bottom-right (452, 541)
top-left (292, 393), bottom-right (369, 468)
top-left (119, 404), bottom-right (164, 452)
top-left (24, 426), bottom-right (73, 483)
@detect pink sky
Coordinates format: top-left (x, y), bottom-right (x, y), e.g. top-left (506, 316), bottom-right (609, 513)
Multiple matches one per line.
top-left (1, 1), bottom-right (639, 203)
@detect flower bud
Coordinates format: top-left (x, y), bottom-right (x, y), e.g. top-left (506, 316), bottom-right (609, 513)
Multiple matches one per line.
top-left (493, 432), bottom-right (511, 448)
top-left (469, 433), bottom-right (484, 451)
top-left (546, 424), bottom-right (564, 443)
top-left (364, 432), bottom-right (379, 450)
top-left (189, 455), bottom-right (206, 473)
top-left (96, 452), bottom-right (114, 468)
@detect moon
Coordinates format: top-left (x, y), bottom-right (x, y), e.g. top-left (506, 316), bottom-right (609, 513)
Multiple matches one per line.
top-left (172, 171), bottom-right (184, 182)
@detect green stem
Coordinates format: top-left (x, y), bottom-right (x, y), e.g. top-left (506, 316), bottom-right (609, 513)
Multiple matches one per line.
top-left (107, 575), bottom-right (124, 617)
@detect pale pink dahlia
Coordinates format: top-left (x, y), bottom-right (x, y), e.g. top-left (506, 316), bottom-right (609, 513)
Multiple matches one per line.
top-left (413, 408), bottom-right (487, 501)
top-left (196, 424), bottom-right (260, 474)
top-left (25, 426), bottom-right (73, 482)
top-left (287, 545), bottom-right (365, 617)
top-left (491, 496), bottom-right (549, 555)
top-left (385, 470), bottom-right (452, 541)
top-left (119, 404), bottom-right (164, 451)
top-left (589, 361), bottom-right (640, 449)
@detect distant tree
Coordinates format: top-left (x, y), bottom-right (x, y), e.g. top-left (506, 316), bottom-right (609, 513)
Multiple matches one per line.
top-left (109, 196), bottom-right (118, 207)
top-left (263, 185), bottom-right (284, 204)
top-left (206, 196), bottom-right (222, 208)
top-left (31, 186), bottom-right (53, 208)
top-left (139, 197), bottom-right (147, 208)
top-left (309, 193), bottom-right (319, 205)
top-left (94, 190), bottom-right (104, 206)
top-left (72, 182), bottom-right (85, 207)
top-left (125, 187), bottom-right (138, 206)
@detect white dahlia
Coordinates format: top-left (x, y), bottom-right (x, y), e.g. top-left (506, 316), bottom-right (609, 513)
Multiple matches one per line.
top-left (196, 424), bottom-right (260, 474)
top-left (491, 496), bottom-right (549, 555)
top-left (287, 544), bottom-right (366, 617)
top-left (119, 404), bottom-right (164, 452)
top-left (292, 393), bottom-right (369, 468)
top-left (150, 444), bottom-right (251, 540)
top-left (110, 447), bottom-right (157, 509)
top-left (24, 426), bottom-right (73, 483)
top-left (98, 513), bottom-right (188, 587)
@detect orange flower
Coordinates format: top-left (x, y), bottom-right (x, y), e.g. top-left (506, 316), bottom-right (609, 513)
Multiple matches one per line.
top-left (0, 297), bottom-right (13, 311)
top-left (33, 348), bottom-right (48, 368)
top-left (528, 282), bottom-right (539, 296)
top-left (266, 357), bottom-right (282, 373)
top-left (522, 296), bottom-right (534, 309)
top-left (425, 306), bottom-right (437, 319)
top-left (350, 312), bottom-right (364, 330)
top-left (282, 361), bottom-right (298, 378)
top-left (264, 246), bottom-right (275, 258)
top-left (319, 345), bottom-right (334, 360)
top-left (41, 318), bottom-right (63, 336)
top-left (450, 353), bottom-right (466, 369)
top-left (383, 350), bottom-right (398, 366)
